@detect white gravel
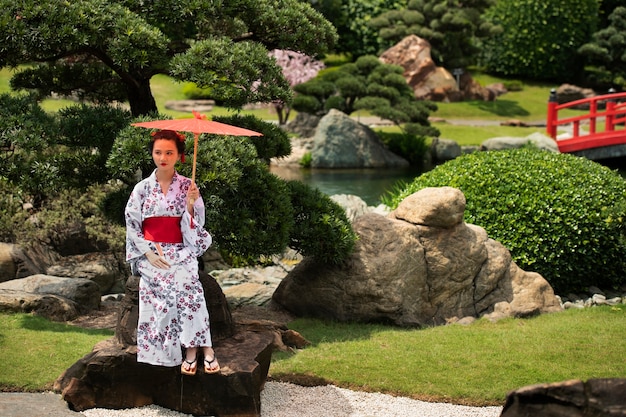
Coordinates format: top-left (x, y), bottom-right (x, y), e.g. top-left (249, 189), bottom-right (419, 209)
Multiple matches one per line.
top-left (81, 381), bottom-right (503, 417)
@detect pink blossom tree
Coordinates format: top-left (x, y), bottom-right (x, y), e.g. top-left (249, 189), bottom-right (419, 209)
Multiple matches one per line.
top-left (269, 49), bottom-right (325, 125)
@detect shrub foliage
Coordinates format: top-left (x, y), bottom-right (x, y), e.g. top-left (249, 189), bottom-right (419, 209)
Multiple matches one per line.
top-left (0, 98), bottom-right (357, 265)
top-left (212, 114), bottom-right (291, 163)
top-left (287, 180), bottom-right (357, 264)
top-left (106, 113), bottom-right (357, 263)
top-left (292, 55), bottom-right (439, 139)
top-left (482, 0), bottom-right (599, 82)
top-left (382, 148), bottom-right (626, 294)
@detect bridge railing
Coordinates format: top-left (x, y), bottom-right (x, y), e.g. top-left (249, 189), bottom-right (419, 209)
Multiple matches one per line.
top-left (547, 89), bottom-right (626, 153)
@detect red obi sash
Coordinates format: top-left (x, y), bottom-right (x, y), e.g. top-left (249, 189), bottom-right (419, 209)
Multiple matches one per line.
top-left (142, 216), bottom-right (183, 243)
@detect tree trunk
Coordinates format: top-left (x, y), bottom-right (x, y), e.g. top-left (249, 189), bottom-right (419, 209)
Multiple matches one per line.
top-left (126, 78), bottom-right (158, 117)
top-left (274, 103), bottom-right (292, 125)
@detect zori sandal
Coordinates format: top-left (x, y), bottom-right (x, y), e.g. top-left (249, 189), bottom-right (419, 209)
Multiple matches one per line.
top-left (204, 356), bottom-right (220, 374)
top-left (181, 358), bottom-right (197, 376)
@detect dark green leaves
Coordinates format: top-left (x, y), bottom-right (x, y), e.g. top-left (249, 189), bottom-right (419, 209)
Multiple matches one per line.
top-left (292, 55), bottom-right (438, 138)
top-left (170, 37), bottom-right (291, 109)
top-left (1, 0), bottom-right (336, 115)
top-left (482, 0), bottom-right (599, 81)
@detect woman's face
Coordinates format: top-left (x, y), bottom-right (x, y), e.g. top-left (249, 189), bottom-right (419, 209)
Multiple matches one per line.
top-left (152, 139), bottom-right (180, 172)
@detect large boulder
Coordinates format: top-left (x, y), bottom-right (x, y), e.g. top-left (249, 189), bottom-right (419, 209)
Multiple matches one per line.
top-left (379, 35), bottom-right (496, 102)
top-left (56, 333), bottom-right (277, 417)
top-left (500, 378), bottom-right (626, 416)
top-left (311, 109), bottom-right (409, 168)
top-left (56, 270), bottom-right (306, 417)
top-left (430, 137), bottom-right (463, 162)
top-left (0, 274), bottom-right (100, 313)
top-left (0, 242), bottom-right (59, 283)
top-left (555, 84), bottom-right (596, 109)
top-left (272, 187), bottom-right (562, 326)
top-left (0, 244), bottom-right (119, 320)
top-left (0, 289), bottom-right (78, 321)
top-left (380, 35), bottom-right (454, 101)
top-left (46, 252), bottom-right (125, 295)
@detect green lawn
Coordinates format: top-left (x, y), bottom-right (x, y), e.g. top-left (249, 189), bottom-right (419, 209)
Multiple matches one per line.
top-left (0, 313), bottom-right (113, 391)
top-left (430, 122), bottom-right (547, 146)
top-left (2, 304), bottom-right (624, 405)
top-left (270, 305), bottom-right (626, 405)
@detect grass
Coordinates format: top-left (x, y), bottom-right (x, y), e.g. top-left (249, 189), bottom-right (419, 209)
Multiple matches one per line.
top-left (2, 305), bottom-right (623, 405)
top-left (0, 68), bottom-right (15, 95)
top-left (433, 78), bottom-right (553, 122)
top-left (374, 122), bottom-right (550, 147)
top-left (425, 122), bottom-right (546, 147)
top-left (270, 305), bottom-right (626, 405)
top-left (0, 313), bottom-right (113, 391)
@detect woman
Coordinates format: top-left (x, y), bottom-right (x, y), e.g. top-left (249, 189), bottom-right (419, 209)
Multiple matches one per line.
top-left (125, 129), bottom-right (219, 375)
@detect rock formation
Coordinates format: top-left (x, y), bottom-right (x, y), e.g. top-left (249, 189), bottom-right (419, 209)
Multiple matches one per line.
top-left (429, 137), bottom-right (463, 163)
top-left (0, 242), bottom-right (60, 282)
top-left (46, 252), bottom-right (123, 294)
top-left (379, 35), bottom-right (501, 102)
top-left (0, 274), bottom-right (101, 319)
top-left (480, 132), bottom-right (559, 153)
top-left (0, 289), bottom-right (79, 321)
top-left (501, 378), bottom-right (626, 416)
top-left (311, 109), bottom-right (409, 168)
top-left (54, 271), bottom-right (306, 417)
top-left (554, 84), bottom-right (596, 109)
top-left (273, 187), bottom-right (562, 326)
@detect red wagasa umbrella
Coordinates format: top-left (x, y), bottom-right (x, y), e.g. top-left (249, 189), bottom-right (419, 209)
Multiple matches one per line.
top-left (132, 110), bottom-right (263, 183)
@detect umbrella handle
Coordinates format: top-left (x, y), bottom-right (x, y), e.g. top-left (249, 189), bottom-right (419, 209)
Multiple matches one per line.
top-left (190, 133), bottom-right (199, 203)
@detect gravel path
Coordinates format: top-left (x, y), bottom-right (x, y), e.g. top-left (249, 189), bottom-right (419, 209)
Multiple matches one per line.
top-left (81, 381), bottom-right (503, 417)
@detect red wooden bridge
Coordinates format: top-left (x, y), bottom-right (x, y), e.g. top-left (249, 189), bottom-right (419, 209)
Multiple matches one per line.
top-left (547, 89), bottom-right (626, 159)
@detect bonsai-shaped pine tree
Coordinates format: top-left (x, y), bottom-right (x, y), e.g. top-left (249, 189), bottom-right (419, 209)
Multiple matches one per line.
top-left (0, 0), bottom-right (337, 116)
top-left (292, 55), bottom-right (439, 138)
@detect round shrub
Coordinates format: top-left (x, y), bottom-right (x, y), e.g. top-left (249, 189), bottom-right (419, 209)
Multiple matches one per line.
top-left (503, 80), bottom-right (524, 92)
top-left (383, 148), bottom-right (626, 294)
top-left (377, 131), bottom-right (428, 168)
top-left (206, 163), bottom-right (294, 261)
top-left (482, 0), bottom-right (598, 81)
top-left (287, 180), bottom-right (357, 265)
top-left (212, 114), bottom-right (291, 162)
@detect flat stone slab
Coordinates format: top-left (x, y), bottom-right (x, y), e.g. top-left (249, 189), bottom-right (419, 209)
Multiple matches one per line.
top-left (0, 392), bottom-right (81, 417)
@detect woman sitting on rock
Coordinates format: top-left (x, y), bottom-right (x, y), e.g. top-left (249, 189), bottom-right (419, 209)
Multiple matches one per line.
top-left (124, 129), bottom-right (220, 375)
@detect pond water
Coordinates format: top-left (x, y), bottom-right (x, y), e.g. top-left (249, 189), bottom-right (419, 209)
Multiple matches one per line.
top-left (270, 157), bottom-right (626, 207)
top-left (270, 166), bottom-right (422, 206)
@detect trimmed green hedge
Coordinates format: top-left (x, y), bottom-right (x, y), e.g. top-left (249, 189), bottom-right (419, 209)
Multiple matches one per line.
top-left (482, 0), bottom-right (598, 81)
top-left (383, 148), bottom-right (626, 294)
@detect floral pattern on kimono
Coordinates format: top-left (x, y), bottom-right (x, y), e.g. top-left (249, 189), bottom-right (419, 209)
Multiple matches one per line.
top-left (125, 170), bottom-right (212, 366)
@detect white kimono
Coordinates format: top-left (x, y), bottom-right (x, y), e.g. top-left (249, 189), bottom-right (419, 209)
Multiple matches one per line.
top-left (125, 170), bottom-right (213, 366)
